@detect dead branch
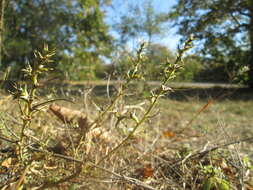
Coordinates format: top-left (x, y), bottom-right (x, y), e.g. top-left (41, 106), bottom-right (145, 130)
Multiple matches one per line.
top-left (171, 136), bottom-right (253, 167)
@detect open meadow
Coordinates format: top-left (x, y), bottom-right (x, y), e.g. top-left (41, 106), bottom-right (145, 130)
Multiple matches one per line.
top-left (1, 81), bottom-right (253, 190)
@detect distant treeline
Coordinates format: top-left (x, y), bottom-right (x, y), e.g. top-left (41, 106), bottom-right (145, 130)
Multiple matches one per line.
top-left (0, 0), bottom-right (252, 86)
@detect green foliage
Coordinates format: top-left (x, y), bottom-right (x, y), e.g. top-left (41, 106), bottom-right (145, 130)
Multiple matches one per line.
top-left (114, 0), bottom-right (168, 45)
top-left (177, 55), bottom-right (203, 81)
top-left (195, 63), bottom-right (230, 83)
top-left (201, 165), bottom-right (231, 190)
top-left (170, 0), bottom-right (253, 86)
top-left (111, 43), bottom-right (171, 81)
top-left (113, 43), bottom-right (202, 82)
top-left (145, 43), bottom-right (175, 80)
top-left (12, 45), bottom-right (58, 144)
top-left (107, 49), bottom-right (138, 80)
top-left (2, 0), bottom-right (112, 80)
top-left (58, 53), bottom-right (108, 80)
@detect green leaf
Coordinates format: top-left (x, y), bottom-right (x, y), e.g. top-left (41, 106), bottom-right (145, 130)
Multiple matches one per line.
top-left (202, 177), bottom-right (215, 190)
top-left (218, 179), bottom-right (230, 190)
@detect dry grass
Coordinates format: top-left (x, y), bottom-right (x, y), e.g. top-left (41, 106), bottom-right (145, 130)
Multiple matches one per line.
top-left (1, 84), bottom-right (253, 190)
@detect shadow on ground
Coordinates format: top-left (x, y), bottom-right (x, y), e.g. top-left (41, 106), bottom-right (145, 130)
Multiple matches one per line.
top-left (1, 80), bottom-right (253, 101)
top-left (167, 87), bottom-right (253, 101)
top-left (55, 83), bottom-right (253, 101)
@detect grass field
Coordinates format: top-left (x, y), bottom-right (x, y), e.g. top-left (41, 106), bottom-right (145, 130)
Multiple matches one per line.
top-left (0, 83), bottom-right (253, 189)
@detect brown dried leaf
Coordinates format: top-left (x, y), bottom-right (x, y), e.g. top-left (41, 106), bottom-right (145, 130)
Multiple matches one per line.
top-left (220, 160), bottom-right (234, 177)
top-left (246, 184), bottom-right (253, 190)
top-left (49, 104), bottom-right (91, 133)
top-left (163, 130), bottom-right (176, 138)
top-left (85, 128), bottom-right (111, 154)
top-left (49, 104), bottom-right (85, 124)
top-left (43, 164), bottom-right (58, 170)
top-left (31, 152), bottom-right (45, 161)
top-left (89, 128), bottom-right (110, 142)
top-left (1, 158), bottom-right (12, 168)
top-left (135, 164), bottom-right (154, 179)
top-left (48, 141), bottom-right (67, 154)
top-left (49, 104), bottom-right (111, 153)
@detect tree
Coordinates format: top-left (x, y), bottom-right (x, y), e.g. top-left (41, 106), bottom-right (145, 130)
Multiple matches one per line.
top-left (0, 0), bottom-right (7, 67)
top-left (145, 44), bottom-right (203, 81)
top-left (113, 0), bottom-right (168, 47)
top-left (111, 43), bottom-right (175, 81)
top-left (2, 0), bottom-right (112, 79)
top-left (145, 43), bottom-right (175, 80)
top-left (111, 0), bottom-right (169, 81)
top-left (170, 0), bottom-right (253, 86)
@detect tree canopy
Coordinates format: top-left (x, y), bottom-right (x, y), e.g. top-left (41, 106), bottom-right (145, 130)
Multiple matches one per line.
top-left (113, 0), bottom-right (168, 46)
top-left (1, 0), bottom-right (112, 79)
top-left (170, 0), bottom-right (253, 86)
top-left (2, 0), bottom-right (253, 84)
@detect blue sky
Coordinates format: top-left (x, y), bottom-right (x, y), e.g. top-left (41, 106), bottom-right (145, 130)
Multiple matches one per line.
top-left (104, 0), bottom-right (181, 51)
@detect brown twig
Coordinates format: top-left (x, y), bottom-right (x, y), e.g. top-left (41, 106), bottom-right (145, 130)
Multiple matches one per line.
top-left (27, 145), bottom-right (83, 163)
top-left (91, 164), bottom-right (157, 190)
top-left (0, 135), bottom-right (18, 144)
top-left (36, 163), bottom-right (82, 190)
top-left (171, 136), bottom-right (253, 167)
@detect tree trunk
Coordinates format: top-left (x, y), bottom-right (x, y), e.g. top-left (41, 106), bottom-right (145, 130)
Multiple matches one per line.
top-left (248, 40), bottom-right (253, 88)
top-left (247, 3), bottom-right (253, 88)
top-left (0, 0), bottom-right (6, 67)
